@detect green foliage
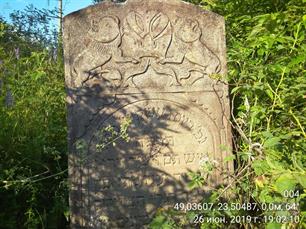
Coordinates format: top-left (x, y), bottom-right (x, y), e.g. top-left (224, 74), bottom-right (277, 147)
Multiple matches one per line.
top-left (95, 117), bottom-right (131, 151)
top-left (9, 5), bottom-right (59, 49)
top-left (0, 18), bottom-right (68, 228)
top-left (74, 117), bottom-right (132, 166)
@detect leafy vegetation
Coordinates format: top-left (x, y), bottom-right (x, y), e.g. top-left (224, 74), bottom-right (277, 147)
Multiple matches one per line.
top-left (0, 15), bottom-right (68, 228)
top-left (0, 0), bottom-right (305, 228)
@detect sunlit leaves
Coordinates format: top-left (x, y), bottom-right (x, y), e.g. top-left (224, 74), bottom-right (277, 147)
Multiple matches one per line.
top-left (275, 173), bottom-right (298, 195)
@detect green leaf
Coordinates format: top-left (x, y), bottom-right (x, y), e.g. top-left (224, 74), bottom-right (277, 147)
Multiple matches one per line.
top-left (262, 131), bottom-right (273, 138)
top-left (259, 189), bottom-right (274, 203)
top-left (31, 71), bottom-right (46, 81)
top-left (150, 215), bottom-right (167, 228)
top-left (224, 155), bottom-right (235, 162)
top-left (275, 173), bottom-right (297, 195)
top-left (264, 137), bottom-right (281, 148)
top-left (303, 15), bottom-right (306, 27)
top-left (288, 54), bottom-right (306, 68)
top-left (231, 86), bottom-right (240, 94)
top-left (266, 222), bottom-right (282, 229)
top-left (187, 172), bottom-right (205, 189)
top-left (266, 157), bottom-right (284, 171)
top-left (252, 160), bottom-right (270, 175)
top-left (293, 174), bottom-right (306, 188)
top-left (265, 89), bottom-right (274, 100)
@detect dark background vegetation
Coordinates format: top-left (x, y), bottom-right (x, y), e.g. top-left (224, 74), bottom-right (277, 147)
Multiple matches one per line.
top-left (0, 0), bottom-right (305, 228)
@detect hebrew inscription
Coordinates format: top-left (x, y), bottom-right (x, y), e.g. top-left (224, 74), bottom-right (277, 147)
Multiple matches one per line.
top-left (63, 0), bottom-right (232, 228)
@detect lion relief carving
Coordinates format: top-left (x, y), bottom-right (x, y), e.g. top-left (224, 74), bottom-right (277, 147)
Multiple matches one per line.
top-left (71, 12), bottom-right (221, 88)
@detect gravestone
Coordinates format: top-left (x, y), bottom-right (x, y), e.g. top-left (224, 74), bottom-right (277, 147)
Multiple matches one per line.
top-left (63, 0), bottom-right (233, 228)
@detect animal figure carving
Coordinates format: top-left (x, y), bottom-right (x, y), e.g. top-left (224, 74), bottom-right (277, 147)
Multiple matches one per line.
top-left (159, 18), bottom-right (221, 83)
top-left (72, 13), bottom-right (222, 89)
top-left (72, 15), bottom-right (137, 88)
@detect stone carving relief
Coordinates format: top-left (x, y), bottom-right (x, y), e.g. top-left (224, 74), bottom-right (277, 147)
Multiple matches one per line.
top-left (122, 11), bottom-right (171, 61)
top-left (71, 15), bottom-right (137, 88)
top-left (161, 18), bottom-right (221, 84)
top-left (71, 11), bottom-right (221, 89)
top-left (64, 2), bottom-right (232, 227)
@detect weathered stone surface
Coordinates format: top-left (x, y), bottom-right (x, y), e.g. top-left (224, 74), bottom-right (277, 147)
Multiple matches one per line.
top-left (63, 0), bottom-right (233, 228)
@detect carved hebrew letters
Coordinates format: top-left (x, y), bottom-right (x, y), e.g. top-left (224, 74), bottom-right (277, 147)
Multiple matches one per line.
top-left (63, 0), bottom-right (232, 228)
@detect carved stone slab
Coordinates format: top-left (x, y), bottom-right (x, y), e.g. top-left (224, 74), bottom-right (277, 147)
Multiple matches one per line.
top-left (63, 0), bottom-right (233, 228)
